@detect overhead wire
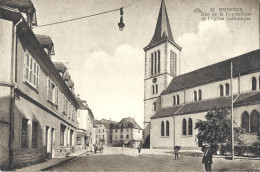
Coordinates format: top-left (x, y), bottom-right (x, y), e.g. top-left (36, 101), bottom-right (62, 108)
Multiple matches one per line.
top-left (34, 0), bottom-right (142, 28)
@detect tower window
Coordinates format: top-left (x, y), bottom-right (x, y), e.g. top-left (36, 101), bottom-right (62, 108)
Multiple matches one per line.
top-left (177, 95), bottom-right (180, 105)
top-left (152, 85), bottom-right (154, 94)
top-left (154, 52), bottom-right (157, 75)
top-left (155, 84), bottom-right (158, 93)
top-left (151, 54), bottom-right (153, 76)
top-left (153, 102), bottom-right (156, 111)
top-left (170, 51), bottom-right (177, 76)
top-left (158, 50), bottom-right (160, 74)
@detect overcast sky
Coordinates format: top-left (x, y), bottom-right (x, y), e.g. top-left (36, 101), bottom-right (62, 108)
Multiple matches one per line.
top-left (32, 0), bottom-right (259, 127)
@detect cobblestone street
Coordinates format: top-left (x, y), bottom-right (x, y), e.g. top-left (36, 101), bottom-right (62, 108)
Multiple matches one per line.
top-left (49, 147), bottom-right (260, 171)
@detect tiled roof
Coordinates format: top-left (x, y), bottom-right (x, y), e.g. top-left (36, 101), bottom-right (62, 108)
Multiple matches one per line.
top-left (94, 119), bottom-right (118, 129)
top-left (35, 34), bottom-right (55, 55)
top-left (75, 97), bottom-right (88, 110)
top-left (145, 0), bottom-right (180, 49)
top-left (114, 117), bottom-right (142, 130)
top-left (53, 62), bottom-right (66, 72)
top-left (162, 49), bottom-right (260, 95)
top-left (152, 91), bottom-right (260, 119)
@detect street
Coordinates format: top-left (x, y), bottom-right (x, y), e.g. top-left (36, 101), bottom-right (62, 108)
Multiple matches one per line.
top-left (49, 147), bottom-right (260, 171)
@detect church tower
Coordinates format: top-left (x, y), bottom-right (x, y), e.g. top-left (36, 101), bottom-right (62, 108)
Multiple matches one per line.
top-left (143, 0), bottom-right (181, 138)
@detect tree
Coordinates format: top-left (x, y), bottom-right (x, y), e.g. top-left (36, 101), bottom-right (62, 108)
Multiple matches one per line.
top-left (195, 107), bottom-right (245, 154)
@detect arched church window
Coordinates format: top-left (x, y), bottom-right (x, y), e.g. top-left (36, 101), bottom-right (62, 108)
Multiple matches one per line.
top-left (242, 111), bottom-right (249, 133)
top-left (182, 119), bottom-right (187, 135)
top-left (219, 85), bottom-right (224, 97)
top-left (151, 54), bottom-right (153, 76)
top-left (161, 121), bottom-right (164, 136)
top-left (177, 95), bottom-right (180, 105)
top-left (152, 85), bottom-right (154, 94)
top-left (225, 83), bottom-right (230, 96)
top-left (154, 52), bottom-right (157, 75)
top-left (166, 121), bottom-right (169, 136)
top-left (188, 118), bottom-right (193, 135)
top-left (170, 51), bottom-right (174, 76)
top-left (173, 96), bottom-right (176, 105)
top-left (250, 110), bottom-right (259, 133)
top-left (155, 84), bottom-right (158, 93)
top-left (153, 102), bottom-right (156, 111)
top-left (198, 90), bottom-right (202, 100)
top-left (194, 91), bottom-right (197, 101)
top-left (158, 50), bottom-right (160, 74)
top-left (252, 77), bottom-right (257, 90)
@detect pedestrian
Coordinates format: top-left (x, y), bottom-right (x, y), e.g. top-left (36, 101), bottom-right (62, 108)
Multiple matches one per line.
top-left (202, 145), bottom-right (213, 172)
top-left (174, 146), bottom-right (181, 160)
top-left (138, 143), bottom-right (142, 155)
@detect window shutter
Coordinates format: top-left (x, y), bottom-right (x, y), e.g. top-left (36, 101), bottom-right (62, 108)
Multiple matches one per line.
top-left (55, 87), bottom-right (59, 105)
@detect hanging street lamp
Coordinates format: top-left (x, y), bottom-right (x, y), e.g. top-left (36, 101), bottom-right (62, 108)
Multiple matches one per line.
top-left (118, 8), bottom-right (125, 31)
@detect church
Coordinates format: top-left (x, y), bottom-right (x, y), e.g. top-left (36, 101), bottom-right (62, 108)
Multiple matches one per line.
top-left (143, 0), bottom-right (260, 148)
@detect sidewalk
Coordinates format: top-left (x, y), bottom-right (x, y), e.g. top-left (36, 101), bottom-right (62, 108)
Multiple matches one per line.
top-left (15, 149), bottom-right (88, 172)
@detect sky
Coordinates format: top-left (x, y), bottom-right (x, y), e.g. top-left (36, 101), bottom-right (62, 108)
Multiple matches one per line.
top-left (32, 0), bottom-right (259, 127)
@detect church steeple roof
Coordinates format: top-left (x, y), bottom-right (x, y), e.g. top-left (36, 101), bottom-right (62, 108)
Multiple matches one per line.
top-left (145, 0), bottom-right (177, 49)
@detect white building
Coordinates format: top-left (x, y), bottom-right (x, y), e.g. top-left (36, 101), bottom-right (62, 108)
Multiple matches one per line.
top-left (112, 117), bottom-right (143, 148)
top-left (144, 0), bottom-right (260, 148)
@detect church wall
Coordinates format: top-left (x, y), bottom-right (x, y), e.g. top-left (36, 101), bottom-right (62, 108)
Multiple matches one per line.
top-left (161, 71), bottom-right (260, 109)
top-left (150, 116), bottom-right (174, 148)
top-left (144, 97), bottom-right (157, 126)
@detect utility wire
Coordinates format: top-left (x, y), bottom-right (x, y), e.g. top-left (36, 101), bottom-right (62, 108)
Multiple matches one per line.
top-left (34, 0), bottom-right (142, 28)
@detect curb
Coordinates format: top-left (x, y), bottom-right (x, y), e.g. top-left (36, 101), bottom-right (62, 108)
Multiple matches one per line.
top-left (39, 151), bottom-right (88, 171)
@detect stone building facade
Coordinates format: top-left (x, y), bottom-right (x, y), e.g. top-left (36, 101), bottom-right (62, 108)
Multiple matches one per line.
top-left (0, 3), bottom-right (78, 170)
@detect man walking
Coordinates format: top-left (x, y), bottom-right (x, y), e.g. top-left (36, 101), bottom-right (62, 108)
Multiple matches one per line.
top-left (202, 145), bottom-right (213, 171)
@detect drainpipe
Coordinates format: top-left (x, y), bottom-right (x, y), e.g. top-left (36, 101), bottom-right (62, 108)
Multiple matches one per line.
top-left (9, 18), bottom-right (22, 169)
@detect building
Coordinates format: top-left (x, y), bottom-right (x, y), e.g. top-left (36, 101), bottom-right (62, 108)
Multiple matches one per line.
top-left (75, 97), bottom-right (95, 151)
top-left (0, 2), bottom-right (78, 170)
top-left (144, 0), bottom-right (260, 149)
top-left (112, 117), bottom-right (143, 148)
top-left (94, 118), bottom-right (117, 146)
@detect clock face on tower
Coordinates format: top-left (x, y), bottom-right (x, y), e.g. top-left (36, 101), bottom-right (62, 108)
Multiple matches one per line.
top-left (152, 78), bottom-right (157, 83)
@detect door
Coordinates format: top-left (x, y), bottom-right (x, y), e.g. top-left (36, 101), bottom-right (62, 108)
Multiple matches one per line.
top-left (45, 126), bottom-right (49, 158)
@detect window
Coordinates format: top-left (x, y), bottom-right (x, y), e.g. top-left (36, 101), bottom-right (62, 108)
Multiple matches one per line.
top-left (152, 85), bottom-right (154, 94)
top-left (21, 118), bottom-right (28, 148)
top-left (219, 84), bottom-right (224, 97)
top-left (161, 121), bottom-right (164, 136)
top-left (126, 128), bottom-right (129, 132)
top-left (158, 50), bottom-right (160, 73)
top-left (32, 121), bottom-right (38, 148)
top-left (173, 96), bottom-right (176, 105)
top-left (177, 95), bottom-right (180, 105)
top-left (115, 129), bottom-right (118, 133)
top-left (99, 129), bottom-right (100, 133)
top-left (198, 90), bottom-right (202, 101)
top-left (47, 78), bottom-right (58, 105)
top-left (121, 128), bottom-right (123, 133)
top-left (154, 52), bottom-right (157, 74)
top-left (70, 130), bottom-right (74, 146)
top-left (120, 135), bottom-right (123, 139)
top-left (194, 91), bottom-right (197, 101)
top-left (170, 51), bottom-right (177, 76)
top-left (250, 110), bottom-right (259, 133)
top-left (151, 54), bottom-right (153, 76)
top-left (225, 83), bottom-right (230, 96)
top-left (24, 51), bottom-right (39, 88)
top-left (155, 84), bottom-right (158, 94)
top-left (77, 137), bottom-right (81, 145)
top-left (60, 125), bottom-right (66, 146)
top-left (153, 102), bottom-right (156, 111)
top-left (188, 118), bottom-right (193, 135)
top-left (242, 111), bottom-right (249, 133)
top-left (252, 77), bottom-right (257, 90)
top-left (166, 121), bottom-right (169, 136)
top-left (103, 135), bottom-right (104, 140)
top-left (182, 119), bottom-right (187, 135)
top-left (126, 134), bottom-right (129, 139)
top-left (63, 96), bottom-right (68, 115)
